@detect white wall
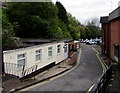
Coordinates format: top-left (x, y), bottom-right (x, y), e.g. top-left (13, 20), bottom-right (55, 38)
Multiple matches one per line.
top-left (3, 41), bottom-right (68, 71)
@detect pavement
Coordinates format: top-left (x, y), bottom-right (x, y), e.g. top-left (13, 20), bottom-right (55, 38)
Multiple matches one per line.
top-left (2, 49), bottom-right (81, 93)
top-left (93, 45), bottom-right (120, 93)
top-left (106, 63), bottom-right (120, 93)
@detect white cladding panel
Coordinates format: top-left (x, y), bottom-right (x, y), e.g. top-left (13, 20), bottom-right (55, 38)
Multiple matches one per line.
top-left (3, 42), bottom-right (68, 70)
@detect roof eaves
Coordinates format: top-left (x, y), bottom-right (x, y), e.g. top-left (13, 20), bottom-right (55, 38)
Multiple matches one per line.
top-left (109, 6), bottom-right (120, 21)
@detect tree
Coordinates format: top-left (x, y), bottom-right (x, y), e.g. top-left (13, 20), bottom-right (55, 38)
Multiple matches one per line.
top-left (79, 26), bottom-right (86, 40)
top-left (2, 9), bottom-right (23, 50)
top-left (90, 17), bottom-right (100, 27)
top-left (80, 17), bottom-right (101, 39)
top-left (4, 2), bottom-right (81, 40)
top-left (86, 18), bottom-right (101, 39)
top-left (56, 1), bottom-right (68, 24)
top-left (58, 20), bottom-right (72, 39)
top-left (67, 13), bottom-right (81, 40)
top-left (5, 2), bottom-right (60, 38)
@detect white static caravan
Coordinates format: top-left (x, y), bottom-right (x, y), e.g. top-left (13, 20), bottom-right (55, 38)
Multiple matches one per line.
top-left (3, 41), bottom-right (68, 78)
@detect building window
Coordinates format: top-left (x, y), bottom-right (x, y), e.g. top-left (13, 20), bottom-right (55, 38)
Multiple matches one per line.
top-left (114, 45), bottom-right (119, 62)
top-left (57, 45), bottom-right (61, 54)
top-left (64, 44), bottom-right (67, 53)
top-left (17, 53), bottom-right (26, 67)
top-left (48, 47), bottom-right (52, 57)
top-left (35, 49), bottom-right (41, 61)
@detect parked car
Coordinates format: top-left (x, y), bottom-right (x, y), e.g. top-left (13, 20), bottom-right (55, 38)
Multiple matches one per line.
top-left (88, 41), bottom-right (94, 45)
top-left (85, 40), bottom-right (90, 44)
top-left (92, 41), bottom-right (97, 44)
top-left (81, 40), bottom-right (85, 43)
top-left (86, 41), bottom-right (97, 45)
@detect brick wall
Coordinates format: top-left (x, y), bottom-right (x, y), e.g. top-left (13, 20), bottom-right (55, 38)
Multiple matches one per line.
top-left (68, 52), bottom-right (76, 65)
top-left (110, 19), bottom-right (120, 60)
top-left (102, 23), bottom-right (109, 56)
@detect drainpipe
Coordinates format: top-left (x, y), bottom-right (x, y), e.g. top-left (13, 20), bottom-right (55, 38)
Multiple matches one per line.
top-left (2, 52), bottom-right (4, 74)
top-left (1, 44), bottom-right (4, 75)
top-left (118, 45), bottom-right (120, 67)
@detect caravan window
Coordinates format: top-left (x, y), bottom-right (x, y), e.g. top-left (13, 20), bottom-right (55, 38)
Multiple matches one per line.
top-left (35, 49), bottom-right (42, 61)
top-left (64, 44), bottom-right (68, 53)
top-left (57, 45), bottom-right (61, 54)
top-left (17, 53), bottom-right (26, 67)
top-left (48, 47), bottom-right (52, 57)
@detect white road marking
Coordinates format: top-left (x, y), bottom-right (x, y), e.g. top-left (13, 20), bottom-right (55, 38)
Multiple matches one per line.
top-left (86, 84), bottom-right (95, 93)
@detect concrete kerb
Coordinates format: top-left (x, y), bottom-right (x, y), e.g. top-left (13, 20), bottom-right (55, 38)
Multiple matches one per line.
top-left (8, 48), bottom-right (82, 93)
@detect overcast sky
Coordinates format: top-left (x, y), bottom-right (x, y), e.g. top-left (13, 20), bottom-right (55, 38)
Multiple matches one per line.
top-left (52, 0), bottom-right (120, 24)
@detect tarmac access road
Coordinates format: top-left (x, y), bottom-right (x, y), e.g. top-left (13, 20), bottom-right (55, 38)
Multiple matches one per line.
top-left (22, 43), bottom-right (103, 92)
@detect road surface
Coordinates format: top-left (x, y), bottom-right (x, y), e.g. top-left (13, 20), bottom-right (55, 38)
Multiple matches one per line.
top-left (25, 43), bottom-right (103, 91)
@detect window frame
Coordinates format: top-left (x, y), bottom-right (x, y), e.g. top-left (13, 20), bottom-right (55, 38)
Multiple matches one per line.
top-left (48, 46), bottom-right (53, 58)
top-left (35, 49), bottom-right (42, 62)
top-left (57, 44), bottom-right (61, 54)
top-left (64, 44), bottom-right (68, 53)
top-left (114, 45), bottom-right (119, 62)
top-left (17, 53), bottom-right (26, 68)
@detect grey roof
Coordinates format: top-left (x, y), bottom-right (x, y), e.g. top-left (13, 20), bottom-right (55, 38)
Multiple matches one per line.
top-left (62, 39), bottom-right (74, 43)
top-left (21, 38), bottom-right (53, 43)
top-left (109, 6), bottom-right (120, 21)
top-left (21, 38), bottom-right (75, 44)
top-left (100, 16), bottom-right (109, 23)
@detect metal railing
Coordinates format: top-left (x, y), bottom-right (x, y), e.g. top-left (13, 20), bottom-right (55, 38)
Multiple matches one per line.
top-left (91, 65), bottom-right (112, 93)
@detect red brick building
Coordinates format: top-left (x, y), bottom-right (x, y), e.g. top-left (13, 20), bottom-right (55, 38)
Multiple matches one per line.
top-left (109, 6), bottom-right (120, 64)
top-left (100, 16), bottom-right (109, 56)
top-left (100, 6), bottom-right (120, 65)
